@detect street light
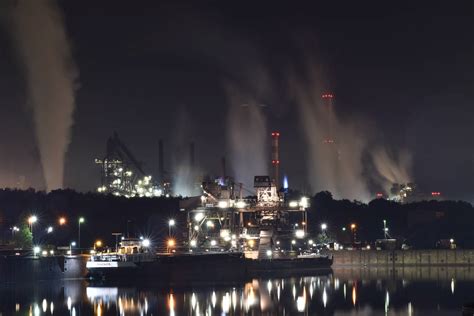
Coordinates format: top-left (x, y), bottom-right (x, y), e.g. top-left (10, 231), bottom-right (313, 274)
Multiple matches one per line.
top-left (168, 219), bottom-right (175, 236)
top-left (69, 241), bottom-right (76, 255)
top-left (28, 215), bottom-right (37, 244)
top-left (33, 246), bottom-right (40, 258)
top-left (11, 226), bottom-right (20, 237)
top-left (321, 223), bottom-right (328, 231)
top-left (59, 217), bottom-right (67, 226)
top-left (350, 223), bottom-right (357, 244)
top-left (78, 217), bottom-right (85, 250)
top-left (47, 226), bottom-right (53, 234)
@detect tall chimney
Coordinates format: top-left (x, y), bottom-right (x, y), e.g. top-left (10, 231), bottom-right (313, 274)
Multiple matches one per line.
top-left (221, 156), bottom-right (226, 180)
top-left (321, 93), bottom-right (335, 144)
top-left (158, 139), bottom-right (164, 181)
top-left (271, 132), bottom-right (280, 187)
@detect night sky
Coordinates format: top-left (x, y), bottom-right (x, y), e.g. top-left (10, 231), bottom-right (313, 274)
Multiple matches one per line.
top-left (0, 1), bottom-right (472, 200)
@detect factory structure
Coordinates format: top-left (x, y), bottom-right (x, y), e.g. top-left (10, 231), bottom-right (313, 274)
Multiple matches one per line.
top-left (95, 133), bottom-right (163, 197)
top-left (375, 182), bottom-right (443, 203)
top-left (182, 131), bottom-right (312, 259)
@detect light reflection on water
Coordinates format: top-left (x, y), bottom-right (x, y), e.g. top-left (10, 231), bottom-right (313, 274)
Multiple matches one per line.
top-left (1, 267), bottom-right (474, 315)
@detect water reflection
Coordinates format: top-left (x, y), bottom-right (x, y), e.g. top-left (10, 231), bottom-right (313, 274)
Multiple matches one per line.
top-left (1, 266), bottom-right (474, 315)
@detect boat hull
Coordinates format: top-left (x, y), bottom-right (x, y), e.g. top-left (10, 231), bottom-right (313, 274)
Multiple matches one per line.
top-left (87, 253), bottom-right (333, 284)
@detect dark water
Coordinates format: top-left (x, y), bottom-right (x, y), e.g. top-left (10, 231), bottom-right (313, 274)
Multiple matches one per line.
top-left (1, 267), bottom-right (473, 315)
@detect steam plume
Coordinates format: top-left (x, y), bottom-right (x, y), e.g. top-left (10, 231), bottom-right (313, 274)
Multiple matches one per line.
top-left (290, 67), bottom-right (370, 201)
top-left (227, 85), bottom-right (268, 191)
top-left (8, 0), bottom-right (78, 191)
top-left (371, 147), bottom-right (413, 192)
top-left (171, 109), bottom-right (201, 197)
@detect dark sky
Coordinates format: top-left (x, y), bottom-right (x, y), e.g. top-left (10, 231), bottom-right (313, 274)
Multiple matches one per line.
top-left (0, 1), bottom-right (473, 200)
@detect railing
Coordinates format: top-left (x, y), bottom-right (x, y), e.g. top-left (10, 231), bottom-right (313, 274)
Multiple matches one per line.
top-left (91, 252), bottom-right (155, 262)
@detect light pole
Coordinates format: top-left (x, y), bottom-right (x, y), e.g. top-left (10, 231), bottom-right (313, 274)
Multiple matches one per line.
top-left (383, 219), bottom-right (389, 239)
top-left (350, 223), bottom-right (357, 244)
top-left (169, 219), bottom-right (175, 236)
top-left (11, 226), bottom-right (19, 237)
top-left (28, 215), bottom-right (37, 244)
top-left (70, 241), bottom-right (76, 255)
top-left (78, 217), bottom-right (85, 250)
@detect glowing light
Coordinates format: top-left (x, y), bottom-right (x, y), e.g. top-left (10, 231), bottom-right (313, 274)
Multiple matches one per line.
top-left (296, 295), bottom-right (306, 312)
top-left (222, 292), bottom-right (230, 313)
top-left (28, 216), bottom-right (38, 224)
top-left (59, 217), bottom-right (66, 225)
top-left (291, 240), bottom-right (296, 245)
top-left (212, 291), bottom-right (217, 307)
top-left (351, 223), bottom-right (356, 230)
top-left (289, 201), bottom-right (298, 208)
top-left (451, 278), bottom-right (455, 294)
top-left (321, 223), bottom-right (327, 231)
top-left (95, 240), bottom-right (102, 247)
top-left (210, 240), bottom-right (217, 246)
top-left (167, 239), bottom-right (176, 247)
top-left (33, 246), bottom-right (41, 255)
top-left (248, 239), bottom-right (255, 248)
top-left (168, 219), bottom-right (175, 226)
top-left (218, 201), bottom-right (228, 208)
top-left (70, 241), bottom-right (76, 247)
top-left (322, 287), bottom-right (327, 308)
top-left (266, 250), bottom-right (272, 258)
top-left (194, 225), bottom-right (199, 231)
top-left (168, 294), bottom-right (175, 316)
top-left (352, 285), bottom-right (357, 306)
top-left (47, 226), bottom-right (53, 233)
top-left (295, 229), bottom-right (305, 239)
top-left (191, 293), bottom-right (197, 309)
top-left (299, 197), bottom-right (309, 208)
top-left (190, 239), bottom-right (197, 247)
top-left (385, 291), bottom-right (390, 314)
top-left (42, 299), bottom-right (47, 312)
top-left (194, 213), bottom-right (205, 222)
top-left (235, 201), bottom-right (246, 208)
top-left (142, 239), bottom-right (151, 247)
top-left (366, 245), bottom-right (371, 250)
top-left (206, 220), bottom-right (214, 228)
top-left (67, 297), bottom-right (72, 311)
top-left (79, 217), bottom-right (85, 224)
top-left (283, 175), bottom-right (289, 189)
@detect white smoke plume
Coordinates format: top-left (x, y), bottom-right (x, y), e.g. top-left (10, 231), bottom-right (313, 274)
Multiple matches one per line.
top-left (371, 147), bottom-right (413, 193)
top-left (171, 109), bottom-right (201, 197)
top-left (290, 66), bottom-right (371, 201)
top-left (8, 0), bottom-right (78, 191)
top-left (226, 85), bottom-right (268, 191)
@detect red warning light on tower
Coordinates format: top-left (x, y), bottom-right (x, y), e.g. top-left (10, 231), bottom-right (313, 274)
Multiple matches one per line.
top-left (321, 93), bottom-right (334, 99)
top-left (431, 192), bottom-right (441, 196)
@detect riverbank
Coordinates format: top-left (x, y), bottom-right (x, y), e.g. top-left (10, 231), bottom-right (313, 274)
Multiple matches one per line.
top-left (0, 255), bottom-right (88, 283)
top-left (331, 249), bottom-right (474, 266)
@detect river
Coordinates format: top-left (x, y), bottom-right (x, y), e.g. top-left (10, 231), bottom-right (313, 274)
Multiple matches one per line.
top-left (1, 267), bottom-right (473, 315)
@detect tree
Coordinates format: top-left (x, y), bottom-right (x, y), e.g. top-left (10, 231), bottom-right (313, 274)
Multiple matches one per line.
top-left (12, 223), bottom-right (32, 249)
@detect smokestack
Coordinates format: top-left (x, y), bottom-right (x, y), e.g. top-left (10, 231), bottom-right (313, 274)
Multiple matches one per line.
top-left (271, 132), bottom-right (280, 187)
top-left (158, 139), bottom-right (164, 181)
top-left (321, 93), bottom-right (335, 144)
top-left (190, 142), bottom-right (195, 167)
top-left (221, 156), bottom-right (226, 180)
